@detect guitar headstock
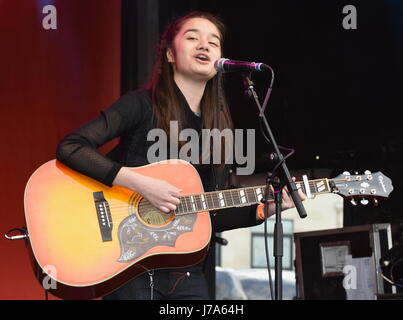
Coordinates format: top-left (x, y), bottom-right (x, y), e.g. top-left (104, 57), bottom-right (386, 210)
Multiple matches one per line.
top-left (330, 171), bottom-right (393, 205)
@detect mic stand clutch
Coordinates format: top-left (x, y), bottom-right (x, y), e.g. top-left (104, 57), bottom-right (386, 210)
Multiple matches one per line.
top-left (242, 73), bottom-right (308, 300)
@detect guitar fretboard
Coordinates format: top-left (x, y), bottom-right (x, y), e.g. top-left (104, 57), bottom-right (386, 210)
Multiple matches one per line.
top-left (175, 178), bottom-right (331, 216)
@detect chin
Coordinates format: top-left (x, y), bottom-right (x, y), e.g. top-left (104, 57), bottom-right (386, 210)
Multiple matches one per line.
top-left (194, 70), bottom-right (217, 82)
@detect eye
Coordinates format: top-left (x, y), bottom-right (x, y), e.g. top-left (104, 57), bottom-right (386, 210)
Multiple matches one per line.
top-left (209, 42), bottom-right (219, 47)
top-left (187, 37), bottom-right (198, 41)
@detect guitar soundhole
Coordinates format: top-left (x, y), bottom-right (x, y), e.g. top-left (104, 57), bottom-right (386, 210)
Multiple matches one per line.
top-left (137, 198), bottom-right (174, 226)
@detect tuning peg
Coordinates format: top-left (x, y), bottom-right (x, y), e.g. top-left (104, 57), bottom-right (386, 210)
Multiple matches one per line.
top-left (350, 199), bottom-right (357, 206)
top-left (373, 199), bottom-right (379, 206)
top-left (355, 171), bottom-right (359, 175)
top-left (360, 199), bottom-right (369, 205)
top-left (364, 170), bottom-right (372, 175)
top-left (343, 171), bottom-right (351, 176)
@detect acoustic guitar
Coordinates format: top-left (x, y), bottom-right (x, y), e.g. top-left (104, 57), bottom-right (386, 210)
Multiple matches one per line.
top-left (23, 159), bottom-right (393, 299)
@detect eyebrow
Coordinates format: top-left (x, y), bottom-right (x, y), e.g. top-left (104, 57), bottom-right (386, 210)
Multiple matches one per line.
top-left (184, 29), bottom-right (221, 42)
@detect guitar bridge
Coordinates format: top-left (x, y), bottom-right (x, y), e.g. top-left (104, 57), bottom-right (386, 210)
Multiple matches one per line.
top-left (93, 191), bottom-right (113, 242)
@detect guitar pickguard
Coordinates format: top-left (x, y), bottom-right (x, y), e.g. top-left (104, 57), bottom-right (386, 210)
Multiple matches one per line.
top-left (117, 212), bottom-right (196, 263)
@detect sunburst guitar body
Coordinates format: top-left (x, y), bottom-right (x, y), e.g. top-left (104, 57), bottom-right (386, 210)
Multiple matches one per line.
top-left (24, 159), bottom-right (210, 299)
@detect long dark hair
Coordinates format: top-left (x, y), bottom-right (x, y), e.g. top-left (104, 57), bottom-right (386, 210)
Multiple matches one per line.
top-left (147, 12), bottom-right (233, 163)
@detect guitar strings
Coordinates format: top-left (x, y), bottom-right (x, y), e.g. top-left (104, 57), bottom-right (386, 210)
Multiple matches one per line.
top-left (99, 178), bottom-right (349, 218)
top-left (106, 193), bottom-right (291, 218)
top-left (106, 178), bottom-right (337, 211)
top-left (105, 185), bottom-right (272, 217)
top-left (106, 190), bottom-right (268, 217)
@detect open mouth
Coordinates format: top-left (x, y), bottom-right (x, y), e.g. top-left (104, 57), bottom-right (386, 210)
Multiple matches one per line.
top-left (195, 54), bottom-right (210, 62)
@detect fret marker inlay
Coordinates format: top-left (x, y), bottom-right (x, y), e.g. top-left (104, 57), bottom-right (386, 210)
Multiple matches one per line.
top-left (218, 192), bottom-right (225, 207)
top-left (190, 196), bottom-right (196, 211)
top-left (200, 194), bottom-right (207, 210)
top-left (316, 181), bottom-right (326, 193)
top-left (239, 190), bottom-right (247, 204)
top-left (255, 188), bottom-right (263, 202)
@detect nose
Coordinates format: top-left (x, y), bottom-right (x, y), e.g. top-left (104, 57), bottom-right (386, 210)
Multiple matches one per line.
top-left (197, 38), bottom-right (209, 51)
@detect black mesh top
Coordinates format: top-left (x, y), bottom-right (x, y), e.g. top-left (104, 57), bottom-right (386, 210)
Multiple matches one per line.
top-left (56, 87), bottom-right (261, 232)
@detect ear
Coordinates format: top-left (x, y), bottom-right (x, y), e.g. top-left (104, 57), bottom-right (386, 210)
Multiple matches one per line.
top-left (166, 47), bottom-right (175, 63)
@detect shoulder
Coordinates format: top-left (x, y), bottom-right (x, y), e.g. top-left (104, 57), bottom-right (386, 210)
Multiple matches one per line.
top-left (102, 88), bottom-right (153, 131)
top-left (111, 88), bottom-right (152, 111)
top-left (125, 87), bottom-right (151, 102)
top-left (106, 88), bottom-right (152, 119)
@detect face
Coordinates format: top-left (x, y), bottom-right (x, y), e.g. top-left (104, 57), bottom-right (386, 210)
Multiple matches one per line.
top-left (167, 17), bottom-right (222, 82)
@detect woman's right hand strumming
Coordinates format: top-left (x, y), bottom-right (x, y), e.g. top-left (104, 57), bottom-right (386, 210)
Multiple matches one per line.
top-left (136, 175), bottom-right (182, 214)
top-left (113, 167), bottom-right (182, 213)
top-left (113, 167), bottom-right (181, 214)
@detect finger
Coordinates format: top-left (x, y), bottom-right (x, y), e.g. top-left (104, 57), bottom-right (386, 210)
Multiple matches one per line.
top-left (159, 206), bottom-right (171, 213)
top-left (282, 188), bottom-right (294, 205)
top-left (299, 189), bottom-right (307, 200)
top-left (165, 203), bottom-right (177, 211)
top-left (170, 196), bottom-right (181, 205)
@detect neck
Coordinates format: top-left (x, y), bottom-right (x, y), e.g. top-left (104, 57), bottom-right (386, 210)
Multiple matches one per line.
top-left (174, 75), bottom-right (207, 114)
top-left (175, 177), bottom-right (333, 216)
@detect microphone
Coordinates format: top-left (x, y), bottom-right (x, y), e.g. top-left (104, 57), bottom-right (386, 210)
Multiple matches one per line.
top-left (214, 58), bottom-right (269, 73)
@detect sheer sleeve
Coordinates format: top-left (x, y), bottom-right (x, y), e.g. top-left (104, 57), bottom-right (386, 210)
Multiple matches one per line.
top-left (211, 205), bottom-right (262, 233)
top-left (56, 91), bottom-right (147, 186)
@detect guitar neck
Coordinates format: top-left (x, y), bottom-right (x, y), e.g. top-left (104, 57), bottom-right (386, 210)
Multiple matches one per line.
top-left (175, 178), bottom-right (332, 216)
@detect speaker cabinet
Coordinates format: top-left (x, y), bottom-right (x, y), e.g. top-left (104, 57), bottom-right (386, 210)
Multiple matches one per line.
top-left (294, 224), bottom-right (394, 300)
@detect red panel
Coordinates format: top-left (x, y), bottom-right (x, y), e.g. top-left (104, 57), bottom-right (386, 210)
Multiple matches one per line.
top-left (0, 0), bottom-right (121, 299)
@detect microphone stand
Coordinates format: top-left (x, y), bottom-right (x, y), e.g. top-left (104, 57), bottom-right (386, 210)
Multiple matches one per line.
top-left (242, 72), bottom-right (308, 300)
